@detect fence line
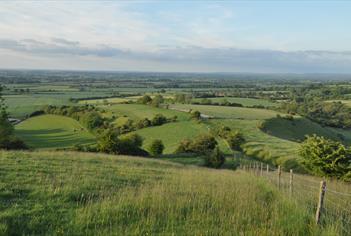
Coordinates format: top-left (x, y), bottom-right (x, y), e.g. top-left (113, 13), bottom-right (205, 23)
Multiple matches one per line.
top-left (240, 162), bottom-right (351, 234)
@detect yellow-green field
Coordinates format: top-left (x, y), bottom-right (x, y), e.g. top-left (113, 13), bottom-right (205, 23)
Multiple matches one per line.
top-left (15, 115), bottom-right (96, 149)
top-left (0, 150), bottom-right (336, 235)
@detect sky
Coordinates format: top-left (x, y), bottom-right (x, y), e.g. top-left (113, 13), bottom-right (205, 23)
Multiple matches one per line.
top-left (0, 0), bottom-right (351, 73)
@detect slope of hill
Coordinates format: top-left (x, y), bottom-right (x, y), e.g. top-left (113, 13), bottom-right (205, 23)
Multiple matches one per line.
top-left (0, 150), bottom-right (326, 235)
top-left (15, 115), bottom-right (96, 149)
top-left (263, 117), bottom-right (351, 143)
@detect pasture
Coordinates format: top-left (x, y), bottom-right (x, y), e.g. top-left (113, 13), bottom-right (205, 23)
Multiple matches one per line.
top-left (169, 104), bottom-right (279, 120)
top-left (132, 121), bottom-right (209, 154)
top-left (102, 104), bottom-right (190, 121)
top-left (263, 117), bottom-right (351, 144)
top-left (0, 150), bottom-right (329, 235)
top-left (192, 97), bottom-right (277, 107)
top-left (15, 115), bottom-right (96, 149)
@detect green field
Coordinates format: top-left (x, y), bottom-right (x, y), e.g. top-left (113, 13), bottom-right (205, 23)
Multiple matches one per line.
top-left (263, 117), bottom-right (351, 144)
top-left (132, 121), bottom-right (210, 154)
top-left (78, 97), bottom-right (132, 105)
top-left (169, 104), bottom-right (279, 120)
top-left (103, 104), bottom-right (190, 121)
top-left (15, 115), bottom-right (96, 149)
top-left (192, 97), bottom-right (277, 107)
top-left (0, 150), bottom-right (333, 235)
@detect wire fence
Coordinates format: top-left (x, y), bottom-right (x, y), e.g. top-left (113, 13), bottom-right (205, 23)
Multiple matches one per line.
top-left (240, 162), bottom-right (351, 235)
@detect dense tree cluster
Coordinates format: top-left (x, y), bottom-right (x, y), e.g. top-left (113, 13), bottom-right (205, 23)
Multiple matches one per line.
top-left (44, 105), bottom-right (105, 131)
top-left (281, 101), bottom-right (351, 128)
top-left (299, 135), bottom-right (351, 180)
top-left (98, 131), bottom-right (148, 156)
top-left (0, 85), bottom-right (27, 150)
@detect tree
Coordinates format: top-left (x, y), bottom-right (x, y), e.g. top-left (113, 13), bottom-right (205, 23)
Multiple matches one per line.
top-left (151, 95), bottom-right (164, 107)
top-left (299, 135), bottom-right (351, 179)
top-left (191, 110), bottom-right (201, 120)
top-left (81, 111), bottom-right (104, 130)
top-left (204, 147), bottom-right (225, 168)
top-left (148, 139), bottom-right (164, 156)
top-left (226, 131), bottom-right (246, 151)
top-left (190, 134), bottom-right (217, 154)
top-left (151, 114), bottom-right (167, 126)
top-left (98, 130), bottom-right (121, 154)
top-left (0, 86), bottom-right (26, 150)
top-left (98, 131), bottom-right (147, 156)
top-left (175, 139), bottom-right (193, 153)
top-left (138, 95), bottom-right (152, 105)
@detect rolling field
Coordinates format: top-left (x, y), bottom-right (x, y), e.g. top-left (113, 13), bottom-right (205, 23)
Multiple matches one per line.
top-left (132, 121), bottom-right (209, 153)
top-left (192, 97), bottom-right (277, 107)
top-left (78, 97), bottom-right (132, 105)
top-left (4, 94), bottom-right (71, 118)
top-left (169, 104), bottom-right (279, 120)
top-left (15, 115), bottom-right (96, 149)
top-left (263, 117), bottom-right (351, 143)
top-left (207, 119), bottom-right (300, 169)
top-left (102, 104), bottom-right (190, 121)
top-left (0, 150), bottom-right (328, 235)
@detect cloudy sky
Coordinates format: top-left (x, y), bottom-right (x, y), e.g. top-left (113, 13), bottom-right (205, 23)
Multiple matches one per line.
top-left (0, 1), bottom-right (351, 73)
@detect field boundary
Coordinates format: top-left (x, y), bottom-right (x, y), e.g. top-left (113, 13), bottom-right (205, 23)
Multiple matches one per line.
top-left (240, 162), bottom-right (351, 234)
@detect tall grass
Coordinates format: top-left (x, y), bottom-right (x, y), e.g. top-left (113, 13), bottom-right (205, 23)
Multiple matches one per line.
top-left (0, 150), bottom-right (340, 235)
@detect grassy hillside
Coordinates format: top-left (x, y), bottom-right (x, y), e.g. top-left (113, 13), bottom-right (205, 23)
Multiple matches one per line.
top-left (15, 115), bottom-right (96, 149)
top-left (0, 150), bottom-right (327, 235)
top-left (102, 104), bottom-right (190, 121)
top-left (207, 119), bottom-right (300, 169)
top-left (169, 104), bottom-right (278, 119)
top-left (132, 121), bottom-right (212, 154)
top-left (263, 117), bottom-right (351, 143)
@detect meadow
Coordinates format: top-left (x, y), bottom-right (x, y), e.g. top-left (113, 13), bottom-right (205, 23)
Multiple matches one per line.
top-left (0, 150), bottom-right (338, 235)
top-left (15, 115), bottom-right (96, 149)
top-left (192, 97), bottom-right (278, 107)
top-left (169, 104), bottom-right (279, 120)
top-left (102, 104), bottom-right (190, 121)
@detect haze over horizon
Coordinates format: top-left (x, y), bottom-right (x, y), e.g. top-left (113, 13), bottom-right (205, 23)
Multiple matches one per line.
top-left (1, 1), bottom-right (351, 73)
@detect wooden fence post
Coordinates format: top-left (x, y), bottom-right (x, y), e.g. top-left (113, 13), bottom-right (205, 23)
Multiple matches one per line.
top-left (315, 180), bottom-right (327, 225)
top-left (260, 163), bottom-right (263, 176)
top-left (289, 169), bottom-right (293, 196)
top-left (278, 166), bottom-right (281, 189)
top-left (266, 164), bottom-right (269, 174)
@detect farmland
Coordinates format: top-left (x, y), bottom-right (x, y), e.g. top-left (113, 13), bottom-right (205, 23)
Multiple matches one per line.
top-left (0, 150), bottom-right (338, 235)
top-left (2, 70), bottom-right (351, 235)
top-left (15, 115), bottom-right (96, 149)
top-left (192, 97), bottom-right (278, 107)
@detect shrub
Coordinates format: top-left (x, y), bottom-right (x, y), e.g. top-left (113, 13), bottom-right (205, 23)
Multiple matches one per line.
top-left (190, 134), bottom-right (218, 154)
top-left (137, 95), bottom-right (152, 105)
top-left (151, 114), bottom-right (167, 126)
top-left (148, 139), bottom-right (165, 156)
top-left (226, 131), bottom-right (245, 151)
top-left (175, 139), bottom-right (193, 153)
top-left (191, 110), bottom-right (201, 120)
top-left (299, 135), bottom-right (351, 179)
top-left (204, 147), bottom-right (225, 168)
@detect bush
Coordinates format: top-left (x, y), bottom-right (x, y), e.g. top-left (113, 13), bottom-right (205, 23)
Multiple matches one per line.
top-left (136, 118), bottom-right (151, 129)
top-left (191, 110), bottom-right (201, 120)
top-left (226, 131), bottom-right (245, 151)
top-left (175, 139), bottom-right (193, 153)
top-left (151, 114), bottom-right (167, 126)
top-left (299, 135), bottom-right (351, 179)
top-left (176, 134), bottom-right (217, 154)
top-left (190, 134), bottom-right (217, 154)
top-left (98, 131), bottom-right (147, 156)
top-left (148, 139), bottom-right (164, 156)
top-left (204, 147), bottom-right (225, 168)
top-left (137, 95), bottom-right (152, 105)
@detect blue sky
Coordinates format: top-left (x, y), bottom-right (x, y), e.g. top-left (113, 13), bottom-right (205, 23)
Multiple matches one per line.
top-left (0, 1), bottom-right (350, 73)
